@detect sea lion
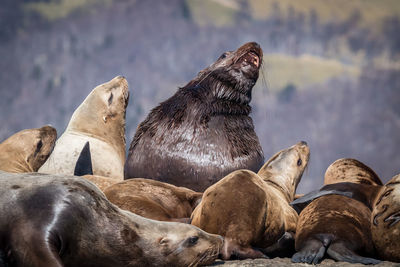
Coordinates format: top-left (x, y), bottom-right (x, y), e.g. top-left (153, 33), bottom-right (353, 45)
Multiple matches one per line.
top-left (191, 141), bottom-right (309, 259)
top-left (371, 173), bottom-right (400, 262)
top-left (0, 125), bottom-right (57, 173)
top-left (0, 171), bottom-right (223, 267)
top-left (125, 42), bottom-right (264, 191)
top-left (104, 178), bottom-right (202, 222)
top-left (291, 183), bottom-right (381, 264)
top-left (324, 158), bottom-right (382, 186)
top-left (39, 76), bottom-right (129, 179)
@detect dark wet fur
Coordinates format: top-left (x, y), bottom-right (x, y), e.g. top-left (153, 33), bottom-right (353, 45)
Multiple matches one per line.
top-left (125, 42), bottom-right (264, 191)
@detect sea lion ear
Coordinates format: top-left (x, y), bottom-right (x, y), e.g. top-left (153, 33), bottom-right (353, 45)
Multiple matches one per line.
top-left (290, 186), bottom-right (353, 214)
top-left (74, 142), bottom-right (93, 176)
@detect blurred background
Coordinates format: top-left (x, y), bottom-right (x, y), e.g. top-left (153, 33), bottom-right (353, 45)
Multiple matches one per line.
top-left (1, 0), bottom-right (399, 192)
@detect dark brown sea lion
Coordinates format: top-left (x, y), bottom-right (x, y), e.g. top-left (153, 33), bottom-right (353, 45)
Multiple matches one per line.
top-left (104, 178), bottom-right (202, 222)
top-left (0, 171), bottom-right (223, 267)
top-left (371, 173), bottom-right (400, 262)
top-left (191, 141), bottom-right (309, 260)
top-left (291, 182), bottom-right (381, 264)
top-left (324, 158), bottom-right (382, 186)
top-left (0, 125), bottom-right (57, 173)
top-left (39, 76), bottom-right (129, 179)
top-left (125, 42), bottom-right (264, 191)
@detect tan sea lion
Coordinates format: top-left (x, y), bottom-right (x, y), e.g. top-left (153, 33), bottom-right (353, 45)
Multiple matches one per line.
top-left (291, 182), bottom-right (381, 264)
top-left (191, 141), bottom-right (309, 259)
top-left (125, 42), bottom-right (264, 192)
top-left (0, 125), bottom-right (57, 173)
top-left (104, 178), bottom-right (202, 222)
top-left (39, 76), bottom-right (129, 179)
top-left (371, 173), bottom-right (400, 262)
top-left (0, 171), bottom-right (223, 267)
top-left (324, 158), bottom-right (382, 186)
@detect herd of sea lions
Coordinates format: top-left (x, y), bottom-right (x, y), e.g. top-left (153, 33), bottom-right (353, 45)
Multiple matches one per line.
top-left (0, 42), bottom-right (399, 266)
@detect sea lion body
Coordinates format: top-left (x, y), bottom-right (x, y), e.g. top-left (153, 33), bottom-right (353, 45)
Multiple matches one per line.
top-left (125, 42), bottom-right (264, 191)
top-left (83, 174), bottom-right (121, 191)
top-left (0, 171), bottom-right (223, 267)
top-left (292, 183), bottom-right (381, 264)
top-left (191, 141), bottom-right (309, 259)
top-left (372, 174), bottom-right (400, 262)
top-left (39, 76), bottom-right (129, 179)
top-left (324, 158), bottom-right (382, 186)
top-left (0, 125), bottom-right (57, 173)
top-left (104, 178), bottom-right (202, 222)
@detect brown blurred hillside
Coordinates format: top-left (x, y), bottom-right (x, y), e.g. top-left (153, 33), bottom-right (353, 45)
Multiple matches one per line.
top-left (0, 0), bottom-right (399, 192)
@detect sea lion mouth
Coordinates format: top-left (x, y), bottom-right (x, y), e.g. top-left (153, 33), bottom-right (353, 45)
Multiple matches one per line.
top-left (241, 51), bottom-right (260, 68)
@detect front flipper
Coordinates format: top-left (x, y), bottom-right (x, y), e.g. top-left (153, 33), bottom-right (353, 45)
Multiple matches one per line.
top-left (292, 239), bottom-right (327, 264)
top-left (263, 232), bottom-right (295, 258)
top-left (327, 242), bottom-right (381, 265)
top-left (221, 238), bottom-right (268, 260)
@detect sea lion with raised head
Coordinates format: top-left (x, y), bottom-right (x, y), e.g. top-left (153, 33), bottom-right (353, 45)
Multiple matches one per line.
top-left (291, 182), bottom-right (382, 264)
top-left (39, 76), bottom-right (129, 179)
top-left (125, 42), bottom-right (264, 191)
top-left (324, 158), bottom-right (382, 186)
top-left (191, 141), bottom-right (309, 259)
top-left (104, 178), bottom-right (202, 222)
top-left (0, 125), bottom-right (57, 173)
top-left (371, 173), bottom-right (400, 262)
top-left (0, 171), bottom-right (223, 267)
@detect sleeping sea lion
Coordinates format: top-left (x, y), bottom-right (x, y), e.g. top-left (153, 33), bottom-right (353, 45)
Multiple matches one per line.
top-left (324, 158), bottom-right (382, 186)
top-left (371, 173), bottom-right (400, 262)
top-left (191, 141), bottom-right (309, 259)
top-left (125, 42), bottom-right (264, 191)
top-left (104, 178), bottom-right (202, 222)
top-left (0, 125), bottom-right (56, 173)
top-left (39, 76), bottom-right (129, 179)
top-left (0, 171), bottom-right (223, 267)
top-left (291, 182), bottom-right (381, 264)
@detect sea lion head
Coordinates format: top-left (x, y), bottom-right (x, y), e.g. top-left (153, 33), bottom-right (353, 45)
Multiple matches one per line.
top-left (190, 42), bottom-right (262, 110)
top-left (324, 158), bottom-right (382, 185)
top-left (67, 76), bottom-right (129, 158)
top-left (258, 141), bottom-right (310, 201)
top-left (0, 125), bottom-right (57, 172)
top-left (136, 217), bottom-right (223, 267)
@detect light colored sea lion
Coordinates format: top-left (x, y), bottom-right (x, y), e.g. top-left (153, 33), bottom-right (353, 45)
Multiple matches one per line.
top-left (125, 42), bottom-right (264, 192)
top-left (39, 76), bottom-right (129, 179)
top-left (104, 178), bottom-right (203, 222)
top-left (82, 175), bottom-right (121, 191)
top-left (371, 173), bottom-right (400, 262)
top-left (191, 141), bottom-right (309, 259)
top-left (291, 183), bottom-right (381, 264)
top-left (0, 125), bottom-right (57, 173)
top-left (0, 171), bottom-right (223, 267)
top-left (324, 158), bottom-right (382, 186)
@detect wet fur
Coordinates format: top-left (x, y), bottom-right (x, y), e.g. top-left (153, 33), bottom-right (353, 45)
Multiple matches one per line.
top-left (125, 42), bottom-right (264, 191)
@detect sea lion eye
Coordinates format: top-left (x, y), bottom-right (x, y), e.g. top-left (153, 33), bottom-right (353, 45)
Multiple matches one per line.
top-left (108, 93), bottom-right (114, 105)
top-left (187, 236), bottom-right (199, 246)
top-left (297, 158), bottom-right (302, 166)
top-left (219, 52), bottom-right (228, 60)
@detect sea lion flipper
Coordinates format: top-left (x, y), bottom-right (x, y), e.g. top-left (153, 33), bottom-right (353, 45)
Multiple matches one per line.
top-left (326, 242), bottom-right (381, 265)
top-left (263, 232), bottom-right (295, 258)
top-left (74, 141), bottom-right (93, 176)
top-left (290, 188), bottom-right (352, 213)
top-left (291, 239), bottom-right (326, 264)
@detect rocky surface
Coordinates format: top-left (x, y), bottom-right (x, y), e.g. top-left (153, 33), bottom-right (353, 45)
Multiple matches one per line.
top-left (207, 258), bottom-right (400, 267)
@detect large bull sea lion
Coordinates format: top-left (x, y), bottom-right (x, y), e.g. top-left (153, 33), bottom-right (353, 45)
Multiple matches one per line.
top-left (0, 171), bottom-right (223, 267)
top-left (39, 76), bottom-right (129, 179)
top-left (125, 42), bottom-right (264, 191)
top-left (0, 125), bottom-right (57, 173)
top-left (191, 141), bottom-right (309, 259)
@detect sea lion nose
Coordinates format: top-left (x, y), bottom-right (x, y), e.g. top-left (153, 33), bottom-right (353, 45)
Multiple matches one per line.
top-left (299, 141), bottom-right (308, 146)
